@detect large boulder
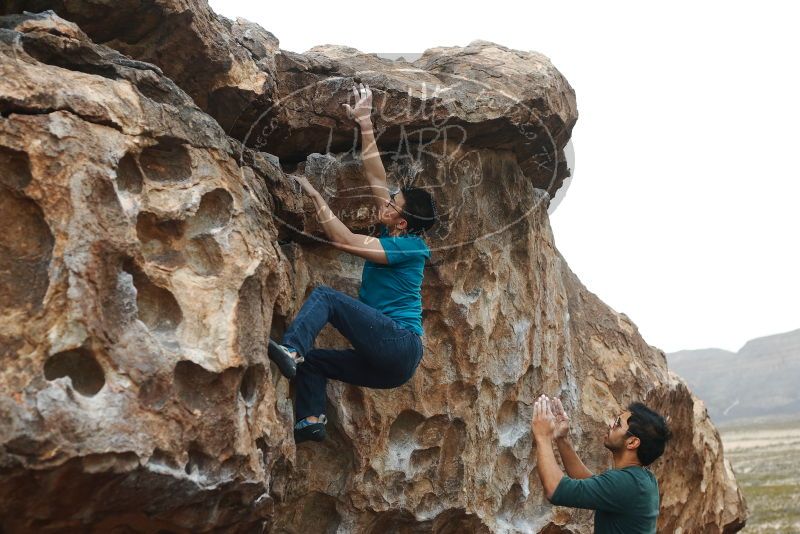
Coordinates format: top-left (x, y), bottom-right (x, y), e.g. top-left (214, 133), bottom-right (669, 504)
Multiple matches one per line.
top-left (0, 9), bottom-right (746, 533)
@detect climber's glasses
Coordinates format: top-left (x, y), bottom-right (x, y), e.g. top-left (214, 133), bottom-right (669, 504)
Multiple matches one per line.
top-left (612, 414), bottom-right (637, 437)
top-left (386, 191), bottom-right (402, 215)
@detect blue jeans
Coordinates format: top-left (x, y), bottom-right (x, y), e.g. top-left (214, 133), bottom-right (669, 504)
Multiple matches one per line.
top-left (281, 285), bottom-right (424, 422)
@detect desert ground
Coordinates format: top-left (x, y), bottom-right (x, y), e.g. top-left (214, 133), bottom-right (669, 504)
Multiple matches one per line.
top-left (718, 414), bottom-right (800, 533)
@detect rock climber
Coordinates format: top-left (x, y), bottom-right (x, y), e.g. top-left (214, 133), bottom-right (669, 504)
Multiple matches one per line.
top-left (531, 395), bottom-right (672, 533)
top-left (267, 83), bottom-right (438, 444)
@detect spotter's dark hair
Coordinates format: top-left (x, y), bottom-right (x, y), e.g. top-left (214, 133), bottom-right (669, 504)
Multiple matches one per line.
top-left (626, 402), bottom-right (672, 466)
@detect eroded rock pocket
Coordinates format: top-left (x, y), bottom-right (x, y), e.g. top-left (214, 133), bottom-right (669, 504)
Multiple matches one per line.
top-left (0, 146), bottom-right (33, 190)
top-left (239, 364), bottom-right (265, 406)
top-left (43, 348), bottom-right (105, 396)
top-left (135, 189), bottom-right (232, 276)
top-left (187, 188), bottom-right (233, 236)
top-left (0, 186), bottom-right (54, 314)
top-left (173, 360), bottom-right (240, 413)
top-left (136, 212), bottom-right (186, 269)
top-left (139, 138), bottom-right (192, 183)
top-left (122, 259), bottom-right (182, 333)
top-left (116, 152), bottom-right (144, 194)
top-left (185, 234), bottom-right (223, 276)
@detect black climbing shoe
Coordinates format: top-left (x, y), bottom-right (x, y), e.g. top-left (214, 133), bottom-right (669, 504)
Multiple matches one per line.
top-left (268, 339), bottom-right (301, 379)
top-left (294, 415), bottom-right (327, 444)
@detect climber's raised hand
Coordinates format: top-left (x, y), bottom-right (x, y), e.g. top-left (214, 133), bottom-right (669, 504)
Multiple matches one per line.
top-left (342, 83), bottom-right (373, 126)
top-left (551, 397), bottom-right (571, 440)
top-left (531, 394), bottom-right (556, 441)
top-left (292, 175), bottom-right (319, 198)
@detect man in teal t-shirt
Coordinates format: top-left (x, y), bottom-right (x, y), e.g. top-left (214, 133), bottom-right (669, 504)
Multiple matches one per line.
top-left (532, 396), bottom-right (672, 533)
top-left (266, 83), bottom-right (438, 444)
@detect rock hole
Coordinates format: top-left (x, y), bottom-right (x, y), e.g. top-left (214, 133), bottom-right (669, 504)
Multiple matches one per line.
top-left (0, 188), bottom-right (54, 313)
top-left (409, 446), bottom-right (440, 475)
top-left (134, 278), bottom-right (182, 332)
top-left (43, 348), bottom-right (105, 396)
top-left (135, 212), bottom-right (186, 268)
top-left (386, 410), bottom-right (426, 471)
top-left (185, 234), bottom-right (223, 276)
top-left (255, 436), bottom-right (270, 466)
top-left (0, 146), bottom-right (33, 190)
top-left (123, 259), bottom-right (182, 332)
top-left (185, 446), bottom-right (216, 476)
top-left (187, 188), bottom-right (233, 236)
top-left (389, 410), bottom-right (426, 447)
top-left (116, 152), bottom-right (144, 194)
top-left (139, 138), bottom-right (192, 183)
top-left (173, 360), bottom-right (237, 412)
top-left (239, 364), bottom-right (264, 406)
top-left (389, 410), bottom-right (426, 442)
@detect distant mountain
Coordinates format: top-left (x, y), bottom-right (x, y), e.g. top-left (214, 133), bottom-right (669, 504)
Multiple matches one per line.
top-left (668, 329), bottom-right (800, 422)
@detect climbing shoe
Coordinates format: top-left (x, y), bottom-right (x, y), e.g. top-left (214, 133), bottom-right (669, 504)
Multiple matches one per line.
top-left (267, 339), bottom-right (302, 379)
top-left (294, 415), bottom-right (327, 444)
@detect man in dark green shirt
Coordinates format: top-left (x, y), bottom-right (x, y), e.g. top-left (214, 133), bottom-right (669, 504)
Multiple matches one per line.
top-left (531, 395), bottom-right (672, 533)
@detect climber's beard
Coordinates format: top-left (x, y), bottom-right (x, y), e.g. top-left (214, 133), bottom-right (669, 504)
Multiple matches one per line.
top-left (603, 431), bottom-right (624, 452)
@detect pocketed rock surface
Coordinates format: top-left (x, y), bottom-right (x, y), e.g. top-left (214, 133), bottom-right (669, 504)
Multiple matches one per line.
top-left (0, 8), bottom-right (746, 533)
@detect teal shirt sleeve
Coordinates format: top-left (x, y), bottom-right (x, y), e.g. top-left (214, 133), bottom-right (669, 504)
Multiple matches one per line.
top-left (380, 235), bottom-right (429, 265)
top-left (550, 471), bottom-right (630, 513)
top-left (375, 225), bottom-right (430, 265)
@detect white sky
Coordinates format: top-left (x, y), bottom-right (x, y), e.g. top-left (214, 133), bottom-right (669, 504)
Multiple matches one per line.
top-left (210, 0), bottom-right (800, 353)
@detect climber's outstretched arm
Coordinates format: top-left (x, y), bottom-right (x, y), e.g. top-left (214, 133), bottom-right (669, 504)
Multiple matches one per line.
top-left (555, 438), bottom-right (594, 480)
top-left (343, 83), bottom-right (390, 216)
top-left (294, 175), bottom-right (388, 265)
top-left (551, 397), bottom-right (594, 479)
